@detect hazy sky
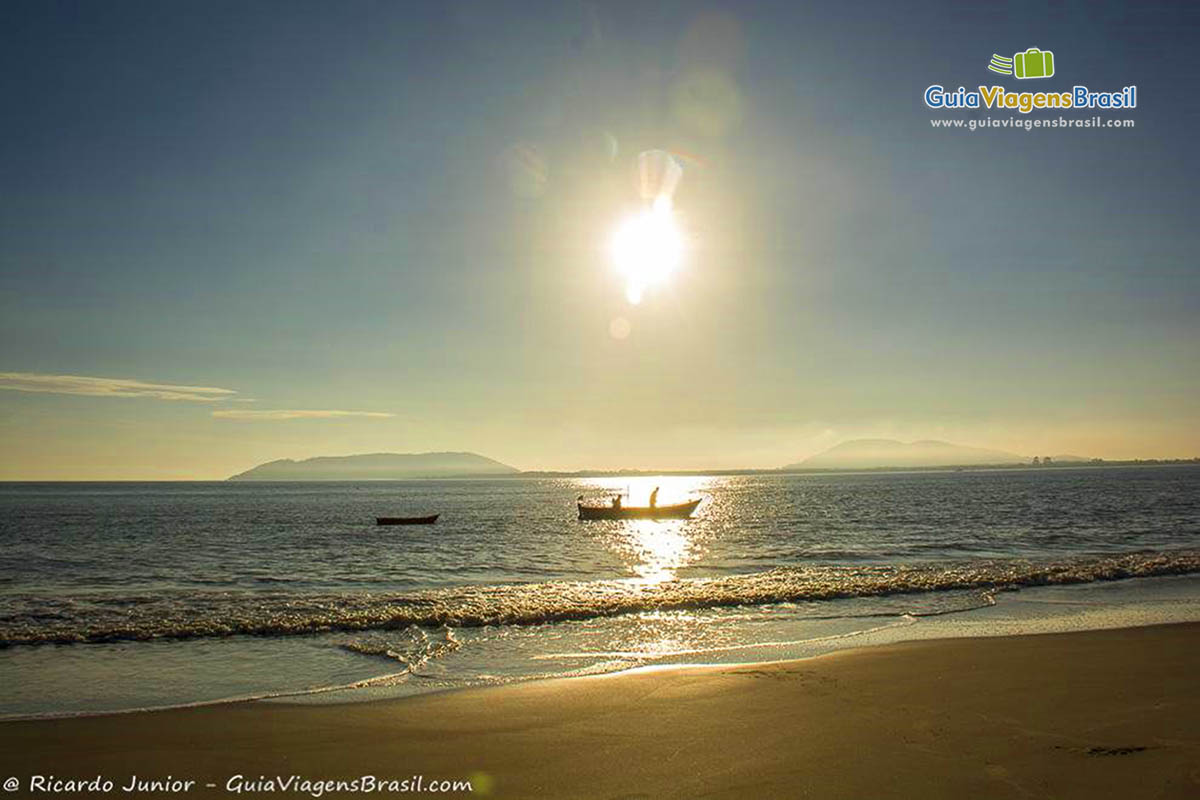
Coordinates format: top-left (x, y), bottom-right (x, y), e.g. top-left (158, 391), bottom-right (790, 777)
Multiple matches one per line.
top-left (2, 0), bottom-right (1198, 478)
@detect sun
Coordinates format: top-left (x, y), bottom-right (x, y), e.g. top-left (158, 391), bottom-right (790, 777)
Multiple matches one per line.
top-left (610, 200), bottom-right (683, 305)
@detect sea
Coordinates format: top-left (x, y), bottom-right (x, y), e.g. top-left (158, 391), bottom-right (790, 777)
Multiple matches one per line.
top-left (1, 466), bottom-right (1198, 718)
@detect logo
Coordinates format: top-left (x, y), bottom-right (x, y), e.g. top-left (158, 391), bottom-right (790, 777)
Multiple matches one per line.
top-left (988, 48), bottom-right (1055, 79)
top-left (988, 54), bottom-right (1013, 75)
top-left (924, 44), bottom-right (1136, 115)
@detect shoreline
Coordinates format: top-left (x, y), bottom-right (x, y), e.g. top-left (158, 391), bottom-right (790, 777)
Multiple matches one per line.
top-left (2, 622), bottom-right (1197, 798)
top-left (3, 570), bottom-right (1199, 722)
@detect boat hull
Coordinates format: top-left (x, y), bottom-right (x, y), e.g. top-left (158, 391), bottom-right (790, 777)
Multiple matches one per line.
top-left (577, 499), bottom-right (701, 521)
top-left (376, 514), bottom-right (439, 526)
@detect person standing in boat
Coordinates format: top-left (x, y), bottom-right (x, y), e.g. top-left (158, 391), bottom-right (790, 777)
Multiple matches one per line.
top-left (611, 494), bottom-right (622, 509)
top-left (649, 487), bottom-right (659, 508)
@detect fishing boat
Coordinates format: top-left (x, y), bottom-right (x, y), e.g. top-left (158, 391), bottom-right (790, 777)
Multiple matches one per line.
top-left (376, 514), bottom-right (439, 526)
top-left (577, 498), bottom-right (701, 521)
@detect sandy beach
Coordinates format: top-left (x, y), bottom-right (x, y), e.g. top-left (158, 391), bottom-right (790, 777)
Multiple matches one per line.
top-left (1, 622), bottom-right (1196, 798)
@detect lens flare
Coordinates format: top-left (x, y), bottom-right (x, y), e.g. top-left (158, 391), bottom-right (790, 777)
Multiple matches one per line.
top-left (609, 316), bottom-right (631, 339)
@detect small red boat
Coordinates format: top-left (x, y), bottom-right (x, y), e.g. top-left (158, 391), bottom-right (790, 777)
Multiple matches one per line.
top-left (376, 514), bottom-right (439, 526)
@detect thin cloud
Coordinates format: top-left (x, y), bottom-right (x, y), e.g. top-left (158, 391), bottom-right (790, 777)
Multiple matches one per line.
top-left (212, 409), bottom-right (394, 421)
top-left (0, 372), bottom-right (237, 402)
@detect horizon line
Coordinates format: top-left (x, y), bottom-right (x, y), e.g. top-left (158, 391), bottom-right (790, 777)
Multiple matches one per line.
top-left (3, 457), bottom-right (1198, 482)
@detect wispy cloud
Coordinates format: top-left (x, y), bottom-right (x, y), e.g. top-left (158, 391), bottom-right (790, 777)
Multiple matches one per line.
top-left (0, 372), bottom-right (237, 402)
top-left (211, 409), bottom-right (394, 421)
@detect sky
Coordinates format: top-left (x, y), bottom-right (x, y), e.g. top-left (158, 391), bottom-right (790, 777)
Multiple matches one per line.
top-left (1, 0), bottom-right (1198, 478)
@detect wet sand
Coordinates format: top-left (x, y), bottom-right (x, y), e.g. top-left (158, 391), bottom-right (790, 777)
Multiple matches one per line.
top-left (1, 623), bottom-right (1197, 798)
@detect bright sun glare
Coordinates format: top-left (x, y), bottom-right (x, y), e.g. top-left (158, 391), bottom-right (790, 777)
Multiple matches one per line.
top-left (611, 200), bottom-right (683, 305)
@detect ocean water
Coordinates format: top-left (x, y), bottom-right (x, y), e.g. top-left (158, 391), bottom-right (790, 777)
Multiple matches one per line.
top-left (1, 466), bottom-right (1198, 716)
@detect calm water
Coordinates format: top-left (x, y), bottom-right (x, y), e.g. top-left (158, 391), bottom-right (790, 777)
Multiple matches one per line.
top-left (1, 467), bottom-right (1198, 715)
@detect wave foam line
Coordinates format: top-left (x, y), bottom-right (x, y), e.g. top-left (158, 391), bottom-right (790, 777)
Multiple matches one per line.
top-left (1, 550), bottom-right (1197, 647)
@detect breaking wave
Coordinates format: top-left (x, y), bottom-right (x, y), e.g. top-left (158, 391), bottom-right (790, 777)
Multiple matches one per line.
top-left (2, 550), bottom-right (1198, 647)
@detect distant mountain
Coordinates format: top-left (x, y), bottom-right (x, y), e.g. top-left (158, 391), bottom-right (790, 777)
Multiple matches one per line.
top-left (228, 452), bottom-right (519, 481)
top-left (788, 439), bottom-right (1027, 470)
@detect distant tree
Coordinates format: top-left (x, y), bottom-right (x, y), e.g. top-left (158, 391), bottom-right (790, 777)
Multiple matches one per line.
top-left (1044, 456), bottom-right (1053, 464)
top-left (1032, 456), bottom-right (1041, 465)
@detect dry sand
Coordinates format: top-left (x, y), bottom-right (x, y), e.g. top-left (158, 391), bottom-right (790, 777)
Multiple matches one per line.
top-left (1, 623), bottom-right (1197, 798)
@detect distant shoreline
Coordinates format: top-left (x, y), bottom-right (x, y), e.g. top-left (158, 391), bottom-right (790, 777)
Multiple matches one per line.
top-left (517, 459), bottom-right (1200, 478)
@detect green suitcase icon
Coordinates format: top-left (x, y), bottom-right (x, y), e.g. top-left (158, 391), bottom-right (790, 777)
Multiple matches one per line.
top-left (1014, 48), bottom-right (1054, 79)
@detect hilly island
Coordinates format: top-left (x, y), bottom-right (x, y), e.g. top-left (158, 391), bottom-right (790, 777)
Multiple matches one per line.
top-left (228, 452), bottom-right (519, 481)
top-left (791, 439), bottom-right (1027, 470)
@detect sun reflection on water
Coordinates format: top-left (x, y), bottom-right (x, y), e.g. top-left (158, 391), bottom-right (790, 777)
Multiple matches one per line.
top-left (619, 520), bottom-right (693, 583)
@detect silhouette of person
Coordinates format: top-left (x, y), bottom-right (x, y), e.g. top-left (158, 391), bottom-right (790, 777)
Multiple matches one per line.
top-left (612, 494), bottom-right (622, 509)
top-left (649, 487), bottom-right (659, 508)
